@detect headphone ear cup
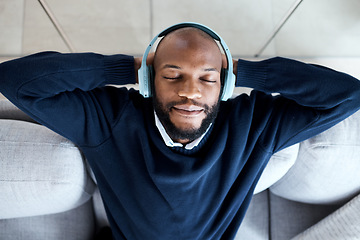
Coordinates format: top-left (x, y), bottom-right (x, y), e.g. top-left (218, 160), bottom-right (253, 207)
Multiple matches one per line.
top-left (221, 68), bottom-right (235, 101)
top-left (220, 68), bottom-right (226, 96)
top-left (220, 68), bottom-right (226, 86)
top-left (221, 69), bottom-right (236, 101)
top-left (148, 65), bottom-right (155, 97)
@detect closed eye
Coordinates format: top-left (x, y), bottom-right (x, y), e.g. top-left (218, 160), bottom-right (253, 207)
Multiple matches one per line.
top-left (200, 78), bottom-right (217, 83)
top-left (163, 76), bottom-right (181, 80)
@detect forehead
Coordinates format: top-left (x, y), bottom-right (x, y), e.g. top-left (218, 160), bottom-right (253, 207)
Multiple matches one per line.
top-left (154, 28), bottom-right (222, 68)
top-left (157, 27), bottom-right (220, 51)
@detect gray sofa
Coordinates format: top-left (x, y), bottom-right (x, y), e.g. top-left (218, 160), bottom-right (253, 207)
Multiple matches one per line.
top-left (1, 96), bottom-right (360, 240)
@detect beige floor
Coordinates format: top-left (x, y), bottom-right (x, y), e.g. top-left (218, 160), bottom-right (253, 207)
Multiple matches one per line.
top-left (0, 0), bottom-right (360, 58)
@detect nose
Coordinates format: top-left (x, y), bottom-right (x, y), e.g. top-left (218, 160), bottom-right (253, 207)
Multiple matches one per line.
top-left (177, 79), bottom-right (202, 99)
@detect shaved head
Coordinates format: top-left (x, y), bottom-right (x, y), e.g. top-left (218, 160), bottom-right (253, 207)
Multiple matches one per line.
top-left (153, 27), bottom-right (221, 69)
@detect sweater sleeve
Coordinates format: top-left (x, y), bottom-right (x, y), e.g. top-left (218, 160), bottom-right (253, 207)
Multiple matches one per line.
top-left (236, 57), bottom-right (360, 152)
top-left (0, 51), bottom-right (136, 146)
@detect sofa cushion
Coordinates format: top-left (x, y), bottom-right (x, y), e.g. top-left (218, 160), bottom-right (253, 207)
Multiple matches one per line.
top-left (254, 143), bottom-right (299, 194)
top-left (0, 98), bottom-right (36, 123)
top-left (0, 201), bottom-right (95, 240)
top-left (235, 191), bottom-right (270, 240)
top-left (0, 119), bottom-right (95, 219)
top-left (270, 110), bottom-right (360, 204)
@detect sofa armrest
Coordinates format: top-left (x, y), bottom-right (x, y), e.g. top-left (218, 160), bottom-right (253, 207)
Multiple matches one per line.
top-left (270, 110), bottom-right (360, 204)
top-left (254, 143), bottom-right (299, 194)
top-left (0, 98), bottom-right (36, 123)
top-left (0, 119), bottom-right (96, 219)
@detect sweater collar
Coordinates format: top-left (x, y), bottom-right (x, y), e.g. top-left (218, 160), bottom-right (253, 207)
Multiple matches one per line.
top-left (154, 111), bottom-right (212, 150)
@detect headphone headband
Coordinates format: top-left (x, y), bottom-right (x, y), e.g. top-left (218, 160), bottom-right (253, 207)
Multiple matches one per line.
top-left (138, 22), bottom-right (235, 101)
top-left (158, 23), bottom-right (220, 40)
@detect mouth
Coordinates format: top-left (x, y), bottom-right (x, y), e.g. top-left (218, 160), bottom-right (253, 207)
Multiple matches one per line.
top-left (171, 104), bottom-right (204, 117)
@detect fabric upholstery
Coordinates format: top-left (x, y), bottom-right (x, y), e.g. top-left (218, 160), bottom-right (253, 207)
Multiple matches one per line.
top-left (254, 144), bottom-right (299, 194)
top-left (291, 193), bottom-right (360, 240)
top-left (0, 201), bottom-right (95, 240)
top-left (269, 192), bottom-right (340, 240)
top-left (235, 191), bottom-right (270, 240)
top-left (0, 98), bottom-right (35, 123)
top-left (0, 119), bottom-right (95, 219)
top-left (270, 110), bottom-right (360, 204)
top-left (92, 188), bottom-right (110, 230)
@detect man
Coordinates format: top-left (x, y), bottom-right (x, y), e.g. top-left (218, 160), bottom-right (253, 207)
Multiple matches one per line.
top-left (1, 24), bottom-right (360, 240)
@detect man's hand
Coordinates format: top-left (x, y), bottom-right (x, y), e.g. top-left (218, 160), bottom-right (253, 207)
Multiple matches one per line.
top-left (134, 53), bottom-right (155, 84)
top-left (222, 54), bottom-right (238, 76)
top-left (233, 59), bottom-right (238, 76)
top-left (134, 57), bottom-right (142, 84)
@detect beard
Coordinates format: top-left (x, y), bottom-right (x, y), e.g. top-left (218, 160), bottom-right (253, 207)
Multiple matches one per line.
top-left (153, 95), bottom-right (221, 143)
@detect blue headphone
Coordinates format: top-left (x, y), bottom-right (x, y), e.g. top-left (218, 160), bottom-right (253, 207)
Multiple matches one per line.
top-left (138, 22), bottom-right (236, 101)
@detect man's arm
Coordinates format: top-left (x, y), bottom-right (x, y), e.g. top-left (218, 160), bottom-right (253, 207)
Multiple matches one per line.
top-left (0, 51), bottom-right (136, 146)
top-left (235, 57), bottom-right (360, 152)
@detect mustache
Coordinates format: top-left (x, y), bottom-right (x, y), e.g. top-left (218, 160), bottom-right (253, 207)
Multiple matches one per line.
top-left (165, 99), bottom-right (211, 112)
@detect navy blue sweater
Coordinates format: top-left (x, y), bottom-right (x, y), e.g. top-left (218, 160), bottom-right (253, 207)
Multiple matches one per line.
top-left (1, 52), bottom-right (360, 239)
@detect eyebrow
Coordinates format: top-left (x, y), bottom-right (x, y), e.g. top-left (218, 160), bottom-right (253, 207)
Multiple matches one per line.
top-left (203, 68), bottom-right (219, 72)
top-left (162, 64), bottom-right (181, 70)
top-left (162, 64), bottom-right (219, 72)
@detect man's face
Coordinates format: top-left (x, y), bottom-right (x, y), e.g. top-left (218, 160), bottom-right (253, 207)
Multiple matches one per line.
top-left (153, 30), bottom-right (222, 144)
